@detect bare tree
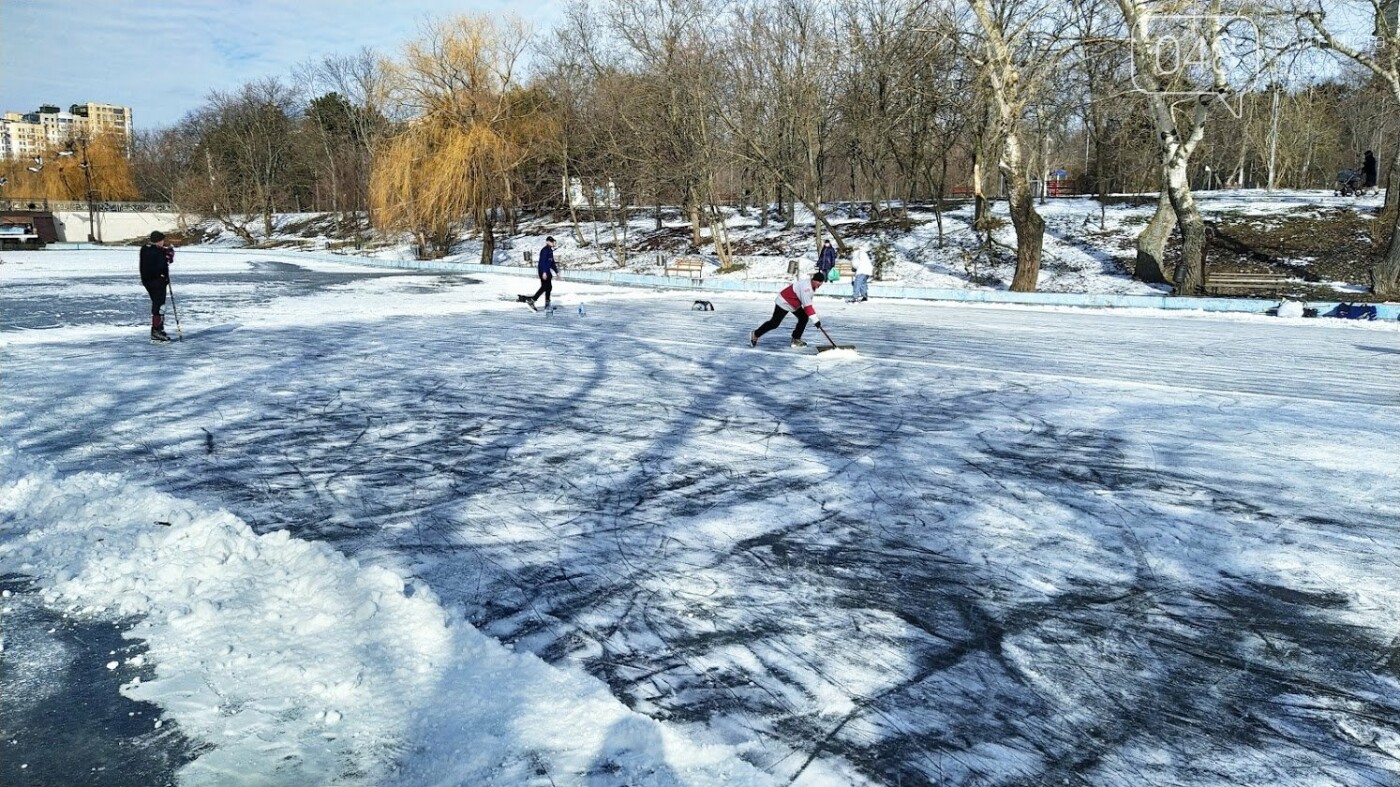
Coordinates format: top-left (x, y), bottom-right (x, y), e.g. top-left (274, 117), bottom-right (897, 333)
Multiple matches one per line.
top-left (722, 0), bottom-right (852, 251)
top-left (181, 78), bottom-right (303, 242)
top-left (1114, 1), bottom-right (1278, 294)
top-left (1303, 0), bottom-right (1400, 296)
top-left (966, 0), bottom-right (1066, 291)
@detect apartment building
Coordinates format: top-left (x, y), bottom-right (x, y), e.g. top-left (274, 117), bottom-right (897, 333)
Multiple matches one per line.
top-left (0, 103), bottom-right (133, 160)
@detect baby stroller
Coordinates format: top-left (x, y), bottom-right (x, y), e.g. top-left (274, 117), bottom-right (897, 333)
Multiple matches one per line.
top-left (1336, 169), bottom-right (1364, 197)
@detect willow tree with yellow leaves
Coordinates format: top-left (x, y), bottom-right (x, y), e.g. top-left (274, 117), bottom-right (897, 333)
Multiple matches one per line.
top-left (371, 15), bottom-right (555, 260)
top-left (0, 132), bottom-right (139, 203)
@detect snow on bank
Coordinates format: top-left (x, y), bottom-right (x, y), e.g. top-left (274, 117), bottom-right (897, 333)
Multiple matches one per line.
top-left (0, 442), bottom-right (774, 786)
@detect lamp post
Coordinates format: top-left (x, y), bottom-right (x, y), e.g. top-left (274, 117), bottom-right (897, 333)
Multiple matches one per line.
top-left (60, 139), bottom-right (98, 242)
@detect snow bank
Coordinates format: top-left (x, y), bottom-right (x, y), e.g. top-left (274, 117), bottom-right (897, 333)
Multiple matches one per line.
top-left (0, 443), bottom-right (774, 786)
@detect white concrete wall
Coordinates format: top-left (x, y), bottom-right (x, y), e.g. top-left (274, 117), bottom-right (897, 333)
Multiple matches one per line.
top-left (53, 211), bottom-right (182, 243)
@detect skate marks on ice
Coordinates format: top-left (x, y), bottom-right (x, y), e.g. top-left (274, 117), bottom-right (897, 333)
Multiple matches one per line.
top-left (3, 281), bottom-right (1400, 784)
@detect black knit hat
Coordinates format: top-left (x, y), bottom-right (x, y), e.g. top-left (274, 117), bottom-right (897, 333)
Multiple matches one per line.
top-left (149, 230), bottom-right (166, 243)
top-left (811, 270), bottom-right (827, 283)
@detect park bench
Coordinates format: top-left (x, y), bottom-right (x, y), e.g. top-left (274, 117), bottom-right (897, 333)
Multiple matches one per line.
top-left (665, 256), bottom-right (706, 280)
top-left (1205, 272), bottom-right (1289, 296)
top-left (787, 259), bottom-right (855, 280)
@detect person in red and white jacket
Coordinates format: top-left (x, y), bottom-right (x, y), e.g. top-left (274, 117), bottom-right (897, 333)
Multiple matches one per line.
top-left (750, 270), bottom-right (827, 348)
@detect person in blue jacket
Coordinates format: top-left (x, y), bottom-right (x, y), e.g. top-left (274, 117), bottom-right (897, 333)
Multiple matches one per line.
top-left (526, 236), bottom-right (559, 309)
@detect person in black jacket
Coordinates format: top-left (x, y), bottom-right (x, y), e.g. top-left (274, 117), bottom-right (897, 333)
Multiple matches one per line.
top-left (139, 231), bottom-right (173, 342)
top-left (1364, 150), bottom-right (1379, 193)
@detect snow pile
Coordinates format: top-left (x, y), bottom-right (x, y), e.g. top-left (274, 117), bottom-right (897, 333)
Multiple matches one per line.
top-left (815, 347), bottom-right (860, 361)
top-left (0, 442), bottom-right (774, 786)
top-left (1277, 300), bottom-right (1305, 318)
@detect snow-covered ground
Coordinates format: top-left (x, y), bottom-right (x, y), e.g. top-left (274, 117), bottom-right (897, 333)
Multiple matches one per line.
top-left (2, 249), bottom-right (1398, 786)
top-left (196, 189), bottom-right (1388, 298)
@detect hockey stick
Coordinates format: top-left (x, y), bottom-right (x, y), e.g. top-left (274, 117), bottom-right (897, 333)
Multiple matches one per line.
top-left (167, 279), bottom-right (183, 340)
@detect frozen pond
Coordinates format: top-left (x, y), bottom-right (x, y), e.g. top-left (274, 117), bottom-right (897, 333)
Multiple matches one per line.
top-left (3, 250), bottom-right (1399, 785)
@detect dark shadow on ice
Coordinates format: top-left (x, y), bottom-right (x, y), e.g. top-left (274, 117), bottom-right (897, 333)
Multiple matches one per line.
top-left (1355, 344), bottom-right (1400, 355)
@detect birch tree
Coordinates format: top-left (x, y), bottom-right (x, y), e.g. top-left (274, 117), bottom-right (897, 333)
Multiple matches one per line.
top-left (1114, 1), bottom-right (1264, 293)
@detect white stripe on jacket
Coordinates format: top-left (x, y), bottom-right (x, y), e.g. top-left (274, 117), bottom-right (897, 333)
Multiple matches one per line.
top-left (777, 276), bottom-right (818, 317)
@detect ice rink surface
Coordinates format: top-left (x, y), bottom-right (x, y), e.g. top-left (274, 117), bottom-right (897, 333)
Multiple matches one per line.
top-left (3, 250), bottom-right (1398, 786)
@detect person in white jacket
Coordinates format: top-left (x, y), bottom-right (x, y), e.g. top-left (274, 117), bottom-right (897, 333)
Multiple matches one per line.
top-left (750, 271), bottom-right (827, 348)
top-left (850, 244), bottom-right (874, 302)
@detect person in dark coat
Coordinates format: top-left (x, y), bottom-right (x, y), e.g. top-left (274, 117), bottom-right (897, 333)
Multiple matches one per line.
top-left (817, 239), bottom-right (837, 277)
top-left (526, 236), bottom-right (559, 309)
top-left (1363, 150), bottom-right (1379, 192)
top-left (139, 230), bottom-right (173, 342)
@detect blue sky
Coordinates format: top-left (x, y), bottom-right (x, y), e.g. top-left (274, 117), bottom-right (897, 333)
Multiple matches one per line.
top-left (0, 0), bottom-right (563, 129)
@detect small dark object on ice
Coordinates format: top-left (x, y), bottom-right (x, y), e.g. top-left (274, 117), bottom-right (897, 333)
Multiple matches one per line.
top-left (692, 300), bottom-right (714, 311)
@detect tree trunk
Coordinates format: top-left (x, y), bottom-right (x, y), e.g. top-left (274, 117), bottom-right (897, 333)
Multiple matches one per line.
top-left (480, 213), bottom-right (495, 266)
top-left (1135, 187), bottom-right (1174, 284)
top-left (1003, 135), bottom-right (1044, 292)
top-left (1166, 162), bottom-right (1206, 295)
top-left (564, 169), bottom-right (585, 245)
top-left (688, 190), bottom-right (702, 247)
top-left (972, 135), bottom-right (989, 231)
top-left (219, 216), bottom-right (256, 245)
top-left (782, 181), bottom-right (849, 254)
top-left (1376, 149), bottom-right (1400, 296)
top-left (935, 155), bottom-right (948, 248)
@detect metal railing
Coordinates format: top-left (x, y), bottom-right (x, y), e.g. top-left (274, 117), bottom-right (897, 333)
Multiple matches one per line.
top-left (0, 199), bottom-right (178, 213)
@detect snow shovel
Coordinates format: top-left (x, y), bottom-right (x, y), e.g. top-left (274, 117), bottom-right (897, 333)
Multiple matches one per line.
top-left (816, 323), bottom-right (855, 353)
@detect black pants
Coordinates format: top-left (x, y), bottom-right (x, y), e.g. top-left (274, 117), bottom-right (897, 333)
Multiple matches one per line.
top-left (143, 280), bottom-right (166, 316)
top-left (754, 305), bottom-right (807, 340)
top-left (530, 274), bottom-right (553, 304)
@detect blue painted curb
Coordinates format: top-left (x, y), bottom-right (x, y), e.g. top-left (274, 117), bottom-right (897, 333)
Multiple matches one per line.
top-left (45, 243), bottom-right (1400, 320)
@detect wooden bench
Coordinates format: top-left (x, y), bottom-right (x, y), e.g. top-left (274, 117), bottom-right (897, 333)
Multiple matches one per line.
top-left (665, 256), bottom-right (705, 280)
top-left (789, 260), bottom-right (855, 280)
top-left (1205, 272), bottom-right (1289, 296)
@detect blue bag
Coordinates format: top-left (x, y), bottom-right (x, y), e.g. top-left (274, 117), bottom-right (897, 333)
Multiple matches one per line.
top-left (1327, 302), bottom-right (1378, 320)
